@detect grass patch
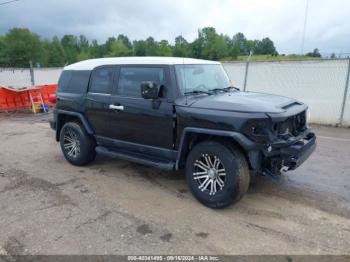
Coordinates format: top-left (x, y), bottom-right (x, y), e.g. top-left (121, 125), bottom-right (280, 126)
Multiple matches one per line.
top-left (222, 54), bottom-right (322, 62)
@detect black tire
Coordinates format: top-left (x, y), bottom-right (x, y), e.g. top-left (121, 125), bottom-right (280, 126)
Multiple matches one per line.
top-left (59, 122), bottom-right (96, 166)
top-left (185, 141), bottom-right (250, 209)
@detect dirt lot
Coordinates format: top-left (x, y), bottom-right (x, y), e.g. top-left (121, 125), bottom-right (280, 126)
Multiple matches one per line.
top-left (0, 113), bottom-right (349, 255)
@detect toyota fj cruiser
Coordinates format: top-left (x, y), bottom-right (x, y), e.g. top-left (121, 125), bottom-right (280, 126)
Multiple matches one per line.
top-left (50, 57), bottom-right (316, 208)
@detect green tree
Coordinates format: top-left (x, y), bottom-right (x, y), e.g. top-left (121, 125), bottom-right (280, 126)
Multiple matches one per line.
top-left (77, 51), bottom-right (91, 61)
top-left (89, 39), bottom-right (103, 58)
top-left (229, 41), bottom-right (240, 60)
top-left (223, 35), bottom-right (239, 59)
top-left (0, 36), bottom-right (7, 66)
top-left (246, 40), bottom-right (258, 55)
top-left (117, 34), bottom-right (132, 50)
top-left (78, 35), bottom-right (89, 53)
top-left (306, 48), bottom-right (321, 58)
top-left (201, 27), bottom-right (217, 59)
top-left (145, 37), bottom-right (158, 56)
top-left (107, 39), bottom-right (132, 57)
top-left (133, 40), bottom-right (147, 56)
top-left (3, 28), bottom-right (42, 67)
top-left (46, 37), bottom-right (66, 66)
top-left (232, 33), bottom-right (248, 55)
top-left (61, 35), bottom-right (79, 64)
top-left (254, 38), bottom-right (277, 55)
top-left (102, 37), bottom-right (116, 57)
top-left (0, 26), bottom-right (283, 66)
top-left (212, 34), bottom-right (229, 60)
top-left (173, 35), bottom-right (190, 57)
top-left (200, 27), bottom-right (229, 60)
top-left (190, 36), bottom-right (204, 59)
top-left (313, 48), bottom-right (321, 57)
top-left (158, 40), bottom-right (172, 56)
top-left (189, 28), bottom-right (208, 59)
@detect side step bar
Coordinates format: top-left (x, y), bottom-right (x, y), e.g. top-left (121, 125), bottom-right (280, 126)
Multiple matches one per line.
top-left (95, 146), bottom-right (175, 170)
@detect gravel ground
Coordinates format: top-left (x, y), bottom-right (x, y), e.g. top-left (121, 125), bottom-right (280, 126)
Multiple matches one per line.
top-left (0, 113), bottom-right (349, 255)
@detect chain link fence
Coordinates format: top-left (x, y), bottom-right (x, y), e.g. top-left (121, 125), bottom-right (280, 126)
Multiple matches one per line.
top-left (1, 60), bottom-right (350, 126)
top-left (223, 59), bottom-right (350, 126)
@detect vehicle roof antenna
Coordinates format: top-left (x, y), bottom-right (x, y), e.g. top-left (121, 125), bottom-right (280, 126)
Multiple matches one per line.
top-left (184, 57), bottom-right (188, 105)
top-left (182, 33), bottom-right (188, 106)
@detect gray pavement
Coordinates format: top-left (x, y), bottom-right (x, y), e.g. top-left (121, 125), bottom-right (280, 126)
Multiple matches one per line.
top-left (0, 113), bottom-right (349, 255)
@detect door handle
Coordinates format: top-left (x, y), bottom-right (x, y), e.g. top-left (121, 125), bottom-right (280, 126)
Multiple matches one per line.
top-left (109, 105), bottom-right (124, 111)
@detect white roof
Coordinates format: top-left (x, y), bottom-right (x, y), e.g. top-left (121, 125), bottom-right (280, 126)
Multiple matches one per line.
top-left (64, 57), bottom-right (220, 71)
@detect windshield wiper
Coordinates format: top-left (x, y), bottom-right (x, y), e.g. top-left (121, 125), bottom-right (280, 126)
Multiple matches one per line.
top-left (184, 90), bottom-right (212, 95)
top-left (208, 86), bottom-right (240, 93)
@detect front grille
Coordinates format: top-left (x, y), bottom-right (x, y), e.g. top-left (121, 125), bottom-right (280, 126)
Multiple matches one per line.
top-left (275, 111), bottom-right (306, 137)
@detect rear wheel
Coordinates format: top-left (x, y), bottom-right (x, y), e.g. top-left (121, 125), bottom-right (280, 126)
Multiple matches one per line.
top-left (59, 122), bottom-right (96, 166)
top-left (185, 141), bottom-right (250, 209)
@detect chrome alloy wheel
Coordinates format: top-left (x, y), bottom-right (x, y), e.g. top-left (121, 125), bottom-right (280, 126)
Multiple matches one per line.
top-left (63, 128), bottom-right (81, 158)
top-left (193, 154), bottom-right (226, 196)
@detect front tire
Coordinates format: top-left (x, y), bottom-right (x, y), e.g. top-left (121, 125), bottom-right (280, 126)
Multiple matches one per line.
top-left (59, 122), bottom-right (96, 166)
top-left (185, 141), bottom-right (250, 209)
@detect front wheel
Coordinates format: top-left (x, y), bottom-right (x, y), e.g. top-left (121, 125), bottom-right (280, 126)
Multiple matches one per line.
top-left (59, 122), bottom-right (96, 166)
top-left (185, 141), bottom-right (250, 209)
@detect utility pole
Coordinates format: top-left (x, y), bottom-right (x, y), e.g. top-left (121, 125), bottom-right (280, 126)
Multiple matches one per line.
top-left (300, 0), bottom-right (309, 55)
top-left (29, 60), bottom-right (35, 86)
top-left (243, 51), bottom-right (252, 92)
top-left (339, 59), bottom-right (350, 125)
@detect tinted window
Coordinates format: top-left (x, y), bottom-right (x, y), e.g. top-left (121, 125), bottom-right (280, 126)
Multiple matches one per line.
top-left (69, 71), bottom-right (90, 94)
top-left (89, 67), bottom-right (114, 94)
top-left (58, 71), bottom-right (72, 92)
top-left (58, 70), bottom-right (90, 94)
top-left (117, 67), bottom-right (165, 98)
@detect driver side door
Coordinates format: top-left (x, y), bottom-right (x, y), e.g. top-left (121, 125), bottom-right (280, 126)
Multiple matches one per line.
top-left (107, 65), bottom-right (174, 149)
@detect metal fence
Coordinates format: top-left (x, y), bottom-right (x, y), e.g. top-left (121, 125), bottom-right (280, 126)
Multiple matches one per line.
top-left (223, 59), bottom-right (350, 126)
top-left (0, 68), bottom-right (62, 88)
top-left (1, 59), bottom-right (350, 126)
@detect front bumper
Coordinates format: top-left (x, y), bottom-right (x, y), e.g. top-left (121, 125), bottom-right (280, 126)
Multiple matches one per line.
top-left (278, 132), bottom-right (316, 170)
top-left (262, 129), bottom-right (316, 173)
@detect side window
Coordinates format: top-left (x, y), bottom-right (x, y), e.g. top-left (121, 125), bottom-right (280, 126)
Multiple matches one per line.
top-left (89, 67), bottom-right (114, 94)
top-left (58, 71), bottom-right (72, 92)
top-left (58, 70), bottom-right (90, 94)
top-left (117, 67), bottom-right (165, 98)
top-left (69, 71), bottom-right (90, 93)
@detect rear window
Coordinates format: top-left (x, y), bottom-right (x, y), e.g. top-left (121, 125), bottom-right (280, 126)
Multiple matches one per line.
top-left (89, 67), bottom-right (114, 94)
top-left (57, 71), bottom-right (72, 92)
top-left (58, 70), bottom-right (90, 94)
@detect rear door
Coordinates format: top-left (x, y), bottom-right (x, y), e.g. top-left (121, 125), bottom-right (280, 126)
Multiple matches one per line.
top-left (108, 65), bottom-right (174, 149)
top-left (85, 66), bottom-right (117, 138)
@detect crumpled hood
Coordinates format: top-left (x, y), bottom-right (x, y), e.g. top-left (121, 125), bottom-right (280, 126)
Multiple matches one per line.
top-left (187, 91), bottom-right (302, 113)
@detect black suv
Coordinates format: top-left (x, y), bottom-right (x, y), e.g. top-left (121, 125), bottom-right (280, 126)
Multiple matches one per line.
top-left (50, 57), bottom-right (316, 208)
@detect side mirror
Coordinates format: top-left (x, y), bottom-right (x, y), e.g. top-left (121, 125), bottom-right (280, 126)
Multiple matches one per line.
top-left (141, 82), bottom-right (159, 99)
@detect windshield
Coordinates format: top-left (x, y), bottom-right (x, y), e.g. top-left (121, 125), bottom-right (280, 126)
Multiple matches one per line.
top-left (175, 64), bottom-right (231, 95)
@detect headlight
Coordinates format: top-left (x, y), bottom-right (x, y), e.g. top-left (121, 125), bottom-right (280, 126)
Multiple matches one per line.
top-left (241, 119), bottom-right (273, 143)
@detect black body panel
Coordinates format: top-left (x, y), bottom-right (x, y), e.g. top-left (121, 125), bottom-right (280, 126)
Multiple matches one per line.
top-left (51, 63), bottom-right (316, 174)
top-left (107, 96), bottom-right (174, 148)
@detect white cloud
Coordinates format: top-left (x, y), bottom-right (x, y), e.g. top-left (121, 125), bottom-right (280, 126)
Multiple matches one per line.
top-left (0, 0), bottom-right (349, 54)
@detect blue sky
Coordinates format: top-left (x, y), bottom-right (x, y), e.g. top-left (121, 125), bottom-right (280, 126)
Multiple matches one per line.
top-left (0, 0), bottom-right (349, 55)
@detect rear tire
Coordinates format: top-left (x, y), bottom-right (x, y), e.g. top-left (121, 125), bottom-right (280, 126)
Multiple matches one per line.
top-left (59, 122), bottom-right (96, 166)
top-left (185, 141), bottom-right (250, 209)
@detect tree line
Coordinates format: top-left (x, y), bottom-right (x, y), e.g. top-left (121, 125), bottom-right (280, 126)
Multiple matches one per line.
top-left (0, 27), bottom-right (280, 67)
